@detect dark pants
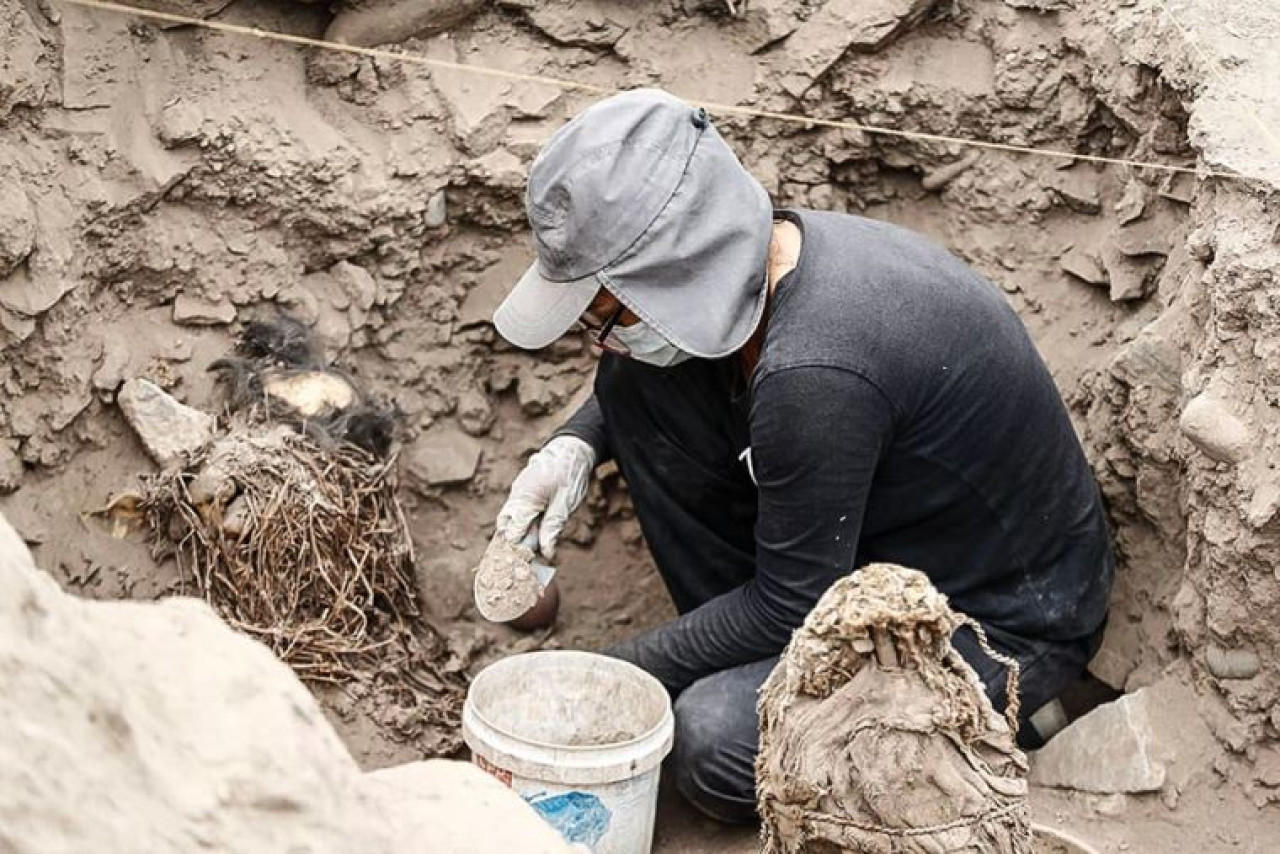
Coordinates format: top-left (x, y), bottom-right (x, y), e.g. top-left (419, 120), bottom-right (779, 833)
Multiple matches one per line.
top-left (595, 355), bottom-right (1101, 824)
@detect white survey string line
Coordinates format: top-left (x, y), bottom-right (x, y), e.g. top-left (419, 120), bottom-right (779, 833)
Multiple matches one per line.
top-left (58, 0), bottom-right (1251, 183)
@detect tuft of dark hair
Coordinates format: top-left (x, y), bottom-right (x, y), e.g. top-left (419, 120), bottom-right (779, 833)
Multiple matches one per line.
top-left (237, 316), bottom-right (318, 368)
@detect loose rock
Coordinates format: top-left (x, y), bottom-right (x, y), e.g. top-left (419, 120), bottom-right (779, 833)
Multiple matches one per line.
top-left (457, 388), bottom-right (495, 437)
top-left (1003, 0), bottom-right (1071, 8)
top-left (1253, 749), bottom-right (1280, 790)
top-left (117, 378), bottom-right (217, 469)
top-left (1030, 678), bottom-right (1216, 794)
top-left (92, 340), bottom-right (130, 394)
top-left (173, 293), bottom-right (236, 326)
top-left (333, 261), bottom-right (378, 312)
top-left (516, 367), bottom-right (575, 416)
top-left (1115, 179), bottom-right (1147, 225)
top-left (414, 555), bottom-right (473, 621)
top-left (1059, 245), bottom-right (1108, 286)
top-left (424, 190), bottom-right (447, 229)
top-left (128, 0), bottom-right (236, 23)
top-left (1113, 219), bottom-right (1171, 258)
top-left (458, 251), bottom-right (526, 328)
top-left (921, 152), bottom-right (982, 191)
top-left (740, 0), bottom-right (801, 52)
top-left (1044, 168), bottom-right (1102, 214)
top-left (325, 0), bottom-right (485, 47)
top-left (1109, 328), bottom-right (1182, 392)
top-left (1100, 240), bottom-right (1154, 302)
top-left (1179, 393), bottom-right (1253, 464)
top-left (776, 0), bottom-right (936, 97)
top-left (361, 760), bottom-right (575, 853)
top-left (502, 0), bottom-right (639, 48)
top-left (0, 2), bottom-right (50, 118)
top-left (1089, 792), bottom-right (1128, 817)
top-left (0, 265), bottom-right (78, 317)
top-left (1245, 481), bottom-right (1280, 529)
top-left (0, 172), bottom-right (35, 277)
top-left (426, 39), bottom-right (510, 154)
top-left (1159, 172), bottom-right (1197, 206)
top-left (470, 149), bottom-right (525, 188)
top-left (0, 442), bottom-right (23, 494)
top-left (1205, 644), bottom-right (1261, 680)
top-left (405, 427), bottom-right (482, 487)
top-left (506, 80), bottom-right (562, 120)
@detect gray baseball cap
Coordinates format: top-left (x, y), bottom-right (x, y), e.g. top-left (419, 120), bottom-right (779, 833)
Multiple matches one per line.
top-left (493, 89), bottom-right (774, 359)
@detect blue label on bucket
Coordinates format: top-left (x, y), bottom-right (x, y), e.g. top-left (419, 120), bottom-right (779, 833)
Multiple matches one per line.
top-left (525, 790), bottom-right (612, 847)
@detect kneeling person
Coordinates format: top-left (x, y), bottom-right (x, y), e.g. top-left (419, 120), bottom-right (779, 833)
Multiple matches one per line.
top-left (491, 89), bottom-right (1114, 824)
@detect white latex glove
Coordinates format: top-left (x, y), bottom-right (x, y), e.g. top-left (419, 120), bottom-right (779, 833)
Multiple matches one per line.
top-left (496, 435), bottom-right (595, 560)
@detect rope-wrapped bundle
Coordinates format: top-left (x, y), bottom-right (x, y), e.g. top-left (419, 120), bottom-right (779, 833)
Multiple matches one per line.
top-left (756, 563), bottom-right (1032, 853)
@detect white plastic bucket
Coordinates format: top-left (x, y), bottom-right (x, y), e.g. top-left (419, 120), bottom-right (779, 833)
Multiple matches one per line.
top-left (463, 650), bottom-right (675, 853)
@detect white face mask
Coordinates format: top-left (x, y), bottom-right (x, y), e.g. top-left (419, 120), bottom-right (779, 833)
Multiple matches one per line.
top-left (612, 320), bottom-right (693, 367)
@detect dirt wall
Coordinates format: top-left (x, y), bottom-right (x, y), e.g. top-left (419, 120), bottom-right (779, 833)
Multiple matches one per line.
top-left (1, 0), bottom-right (1277, 805)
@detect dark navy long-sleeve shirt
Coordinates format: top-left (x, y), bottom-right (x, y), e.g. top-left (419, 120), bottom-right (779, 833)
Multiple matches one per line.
top-left (559, 210), bottom-right (1113, 693)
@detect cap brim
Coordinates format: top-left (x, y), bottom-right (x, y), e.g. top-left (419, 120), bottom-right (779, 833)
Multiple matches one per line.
top-left (493, 263), bottom-right (601, 350)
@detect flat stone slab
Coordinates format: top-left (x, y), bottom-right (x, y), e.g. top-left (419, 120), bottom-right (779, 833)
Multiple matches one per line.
top-left (776, 0), bottom-right (935, 97)
top-left (173, 294), bottom-right (236, 326)
top-left (118, 378), bottom-right (216, 469)
top-left (1059, 245), bottom-right (1107, 286)
top-left (405, 427), bottom-right (482, 487)
top-left (1031, 678), bottom-right (1216, 794)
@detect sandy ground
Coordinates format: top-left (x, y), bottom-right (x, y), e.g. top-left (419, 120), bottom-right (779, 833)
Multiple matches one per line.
top-left (2, 0), bottom-right (1279, 849)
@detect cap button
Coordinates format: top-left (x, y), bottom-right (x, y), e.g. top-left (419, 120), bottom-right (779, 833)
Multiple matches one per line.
top-left (691, 107), bottom-right (709, 129)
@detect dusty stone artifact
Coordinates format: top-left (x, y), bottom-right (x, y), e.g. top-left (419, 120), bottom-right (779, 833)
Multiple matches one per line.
top-left (757, 564), bottom-right (1032, 853)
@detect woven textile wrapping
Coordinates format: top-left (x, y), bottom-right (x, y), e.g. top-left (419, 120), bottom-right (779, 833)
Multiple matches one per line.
top-left (757, 564), bottom-right (1032, 854)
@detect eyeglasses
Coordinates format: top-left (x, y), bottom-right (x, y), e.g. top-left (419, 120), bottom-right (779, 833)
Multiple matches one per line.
top-left (574, 303), bottom-right (630, 356)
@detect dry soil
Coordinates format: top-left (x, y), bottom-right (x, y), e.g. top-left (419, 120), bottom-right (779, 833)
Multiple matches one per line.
top-left (1, 0), bottom-right (1278, 850)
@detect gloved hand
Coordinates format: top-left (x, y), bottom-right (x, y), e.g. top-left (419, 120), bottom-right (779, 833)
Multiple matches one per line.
top-left (496, 435), bottom-right (595, 560)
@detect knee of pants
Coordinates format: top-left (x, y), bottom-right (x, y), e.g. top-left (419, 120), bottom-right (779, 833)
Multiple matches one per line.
top-left (670, 686), bottom-right (759, 824)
